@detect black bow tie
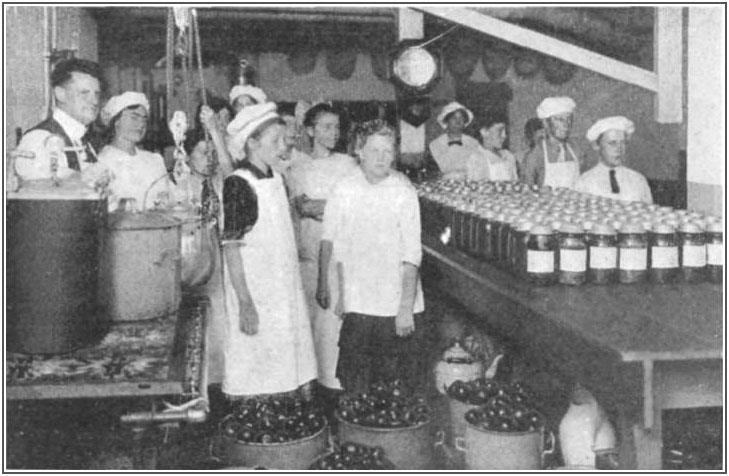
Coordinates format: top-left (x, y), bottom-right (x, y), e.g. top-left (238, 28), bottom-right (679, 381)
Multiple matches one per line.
top-left (448, 140), bottom-right (463, 147)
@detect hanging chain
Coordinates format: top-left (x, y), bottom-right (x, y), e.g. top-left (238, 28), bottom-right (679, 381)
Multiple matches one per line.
top-left (165, 8), bottom-right (174, 124)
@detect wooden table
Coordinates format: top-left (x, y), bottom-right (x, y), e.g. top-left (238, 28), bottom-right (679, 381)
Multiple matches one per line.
top-left (421, 234), bottom-right (723, 469)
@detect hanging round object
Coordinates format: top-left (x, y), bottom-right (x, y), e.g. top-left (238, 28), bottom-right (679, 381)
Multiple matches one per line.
top-left (326, 48), bottom-right (358, 81)
top-left (390, 41), bottom-right (440, 94)
top-left (513, 49), bottom-right (542, 79)
top-left (444, 37), bottom-right (479, 80)
top-left (543, 56), bottom-right (577, 85)
top-left (288, 49), bottom-right (318, 75)
top-left (482, 46), bottom-right (512, 81)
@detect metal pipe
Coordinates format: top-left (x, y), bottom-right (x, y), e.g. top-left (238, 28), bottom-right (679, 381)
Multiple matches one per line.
top-left (43, 6), bottom-right (51, 116)
top-left (120, 408), bottom-right (208, 426)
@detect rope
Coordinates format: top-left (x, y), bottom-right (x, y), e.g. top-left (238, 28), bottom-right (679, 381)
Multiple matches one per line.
top-left (192, 8), bottom-right (216, 174)
top-left (165, 8), bottom-right (174, 124)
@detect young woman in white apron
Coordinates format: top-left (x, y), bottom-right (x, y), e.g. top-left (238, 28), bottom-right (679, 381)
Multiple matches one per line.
top-left (221, 103), bottom-right (317, 398)
top-left (465, 113), bottom-right (518, 182)
top-left (286, 103), bottom-right (357, 393)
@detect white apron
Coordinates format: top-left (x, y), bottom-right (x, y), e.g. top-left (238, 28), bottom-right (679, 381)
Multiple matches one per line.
top-left (542, 139), bottom-right (580, 189)
top-left (293, 155), bottom-right (356, 390)
top-left (221, 168), bottom-right (317, 396)
top-left (488, 150), bottom-right (517, 182)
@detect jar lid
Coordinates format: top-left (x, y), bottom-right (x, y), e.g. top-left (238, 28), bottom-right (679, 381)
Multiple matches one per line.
top-left (108, 210), bottom-right (182, 230)
top-left (561, 223), bottom-right (583, 234)
top-left (517, 220), bottom-right (534, 232)
top-left (707, 221), bottom-right (724, 233)
top-left (550, 220), bottom-right (564, 231)
top-left (591, 223), bottom-right (617, 235)
top-left (652, 222), bottom-right (675, 233)
top-left (530, 224), bottom-right (553, 235)
top-left (620, 222), bottom-right (645, 234)
top-left (679, 222), bottom-right (703, 233)
top-left (582, 220), bottom-right (595, 232)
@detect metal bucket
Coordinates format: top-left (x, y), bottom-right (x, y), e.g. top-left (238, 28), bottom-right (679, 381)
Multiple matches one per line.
top-left (162, 209), bottom-right (216, 288)
top-left (7, 179), bottom-right (109, 354)
top-left (101, 211), bottom-right (181, 322)
top-left (219, 423), bottom-right (329, 470)
top-left (447, 398), bottom-right (480, 444)
top-left (455, 422), bottom-right (554, 470)
top-left (336, 414), bottom-right (433, 470)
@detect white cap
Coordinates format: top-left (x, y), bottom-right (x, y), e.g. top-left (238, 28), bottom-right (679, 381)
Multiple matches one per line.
top-left (229, 85), bottom-right (268, 106)
top-left (536, 97), bottom-right (576, 119)
top-left (226, 102), bottom-right (279, 159)
top-left (586, 116), bottom-right (635, 143)
top-left (437, 101), bottom-right (473, 129)
top-left (101, 92), bottom-right (150, 126)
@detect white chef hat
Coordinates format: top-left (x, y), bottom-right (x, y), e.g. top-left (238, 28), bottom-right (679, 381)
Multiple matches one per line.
top-left (437, 101), bottom-right (474, 129)
top-left (226, 102), bottom-right (279, 159)
top-left (586, 116), bottom-right (635, 143)
top-left (536, 96), bottom-right (576, 120)
top-left (101, 92), bottom-right (150, 126)
top-left (229, 85), bottom-right (268, 106)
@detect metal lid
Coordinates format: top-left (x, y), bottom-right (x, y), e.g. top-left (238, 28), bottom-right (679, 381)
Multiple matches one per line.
top-left (108, 210), bottom-right (182, 230)
top-left (591, 223), bottom-right (617, 235)
top-left (678, 221), bottom-right (703, 233)
top-left (530, 224), bottom-right (553, 235)
top-left (517, 220), bottom-right (534, 232)
top-left (561, 223), bottom-right (584, 234)
top-left (620, 222), bottom-right (645, 234)
top-left (652, 222), bottom-right (675, 234)
top-left (7, 177), bottom-right (102, 201)
top-left (707, 221), bottom-right (724, 233)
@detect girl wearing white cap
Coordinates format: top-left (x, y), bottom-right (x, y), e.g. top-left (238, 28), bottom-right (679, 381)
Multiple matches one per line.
top-left (95, 91), bottom-right (173, 211)
top-left (229, 85), bottom-right (268, 114)
top-left (428, 101), bottom-right (480, 180)
top-left (221, 103), bottom-right (317, 399)
top-left (575, 116), bottom-right (652, 203)
top-left (285, 103), bottom-right (357, 397)
top-left (522, 96), bottom-right (583, 189)
top-left (465, 111), bottom-right (518, 182)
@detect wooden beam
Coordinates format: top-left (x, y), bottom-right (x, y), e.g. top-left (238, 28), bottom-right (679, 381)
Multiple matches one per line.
top-left (654, 7), bottom-right (683, 123)
top-left (416, 6), bottom-right (658, 92)
top-left (398, 8), bottom-right (424, 40)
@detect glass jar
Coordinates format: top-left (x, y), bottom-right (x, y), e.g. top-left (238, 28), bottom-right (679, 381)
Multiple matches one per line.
top-left (617, 222), bottom-right (648, 284)
top-left (678, 222), bottom-right (706, 284)
top-left (649, 223), bottom-right (679, 284)
top-left (706, 221), bottom-right (723, 284)
top-left (450, 201), bottom-right (466, 250)
top-left (558, 223), bottom-right (587, 286)
top-left (492, 213), bottom-right (508, 263)
top-left (514, 220), bottom-right (534, 279)
top-left (526, 225), bottom-right (557, 286)
top-left (462, 203), bottom-right (478, 254)
top-left (587, 223), bottom-right (618, 285)
top-left (497, 214), bottom-right (514, 267)
top-left (478, 209), bottom-right (496, 260)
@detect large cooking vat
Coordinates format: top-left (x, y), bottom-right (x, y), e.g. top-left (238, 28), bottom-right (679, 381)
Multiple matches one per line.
top-left (7, 179), bottom-right (109, 354)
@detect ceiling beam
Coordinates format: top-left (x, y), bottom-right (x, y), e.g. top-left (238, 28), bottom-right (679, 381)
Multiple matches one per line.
top-left (416, 6), bottom-right (658, 92)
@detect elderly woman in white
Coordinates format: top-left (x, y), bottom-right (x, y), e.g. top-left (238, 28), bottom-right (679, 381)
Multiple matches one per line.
top-left (574, 116), bottom-right (653, 203)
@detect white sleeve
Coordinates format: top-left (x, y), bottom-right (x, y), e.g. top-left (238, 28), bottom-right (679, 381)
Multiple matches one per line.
top-left (321, 183), bottom-right (345, 243)
top-left (639, 175), bottom-right (653, 204)
top-left (14, 130), bottom-right (52, 180)
top-left (399, 186), bottom-right (423, 267)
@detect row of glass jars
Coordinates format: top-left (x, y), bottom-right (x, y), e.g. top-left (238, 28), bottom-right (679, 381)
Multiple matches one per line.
top-left (417, 181), bottom-right (723, 286)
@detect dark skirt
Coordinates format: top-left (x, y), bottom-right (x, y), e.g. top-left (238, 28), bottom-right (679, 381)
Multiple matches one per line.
top-left (336, 312), bottom-right (430, 395)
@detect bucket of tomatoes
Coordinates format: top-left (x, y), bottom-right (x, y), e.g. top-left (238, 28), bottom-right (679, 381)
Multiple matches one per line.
top-left (335, 380), bottom-right (433, 470)
top-left (453, 381), bottom-right (555, 470)
top-left (217, 396), bottom-right (329, 470)
top-left (308, 441), bottom-right (396, 470)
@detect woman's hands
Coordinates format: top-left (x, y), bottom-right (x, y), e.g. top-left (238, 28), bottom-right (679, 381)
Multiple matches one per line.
top-left (294, 194), bottom-right (326, 221)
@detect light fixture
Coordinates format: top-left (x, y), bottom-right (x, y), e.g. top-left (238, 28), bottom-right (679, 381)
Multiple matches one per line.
top-left (389, 40), bottom-right (440, 95)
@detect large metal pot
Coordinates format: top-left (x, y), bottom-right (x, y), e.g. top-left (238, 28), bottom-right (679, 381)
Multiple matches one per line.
top-left (101, 210), bottom-right (182, 322)
top-left (7, 178), bottom-right (109, 354)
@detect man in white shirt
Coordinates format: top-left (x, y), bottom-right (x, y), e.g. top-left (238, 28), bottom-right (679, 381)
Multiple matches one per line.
top-left (575, 116), bottom-right (653, 204)
top-left (15, 59), bottom-right (104, 181)
top-left (428, 101), bottom-right (481, 180)
top-left (316, 119), bottom-right (427, 393)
